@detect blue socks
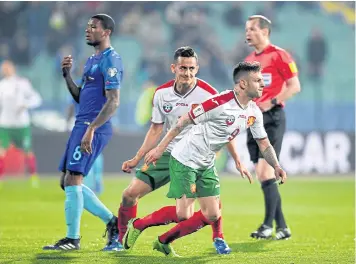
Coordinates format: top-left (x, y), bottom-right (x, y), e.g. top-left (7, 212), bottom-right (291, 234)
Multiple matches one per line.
top-left (65, 185), bottom-right (83, 239)
top-left (82, 184), bottom-right (113, 224)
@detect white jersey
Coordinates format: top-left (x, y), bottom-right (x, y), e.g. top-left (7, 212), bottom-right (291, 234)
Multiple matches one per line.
top-left (0, 75), bottom-right (42, 128)
top-left (172, 90), bottom-right (267, 169)
top-left (151, 78), bottom-right (217, 152)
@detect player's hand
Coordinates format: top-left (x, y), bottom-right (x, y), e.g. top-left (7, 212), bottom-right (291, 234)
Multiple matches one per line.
top-left (274, 166), bottom-right (287, 184)
top-left (144, 147), bottom-right (163, 166)
top-left (122, 157), bottom-right (140, 173)
top-left (61, 55), bottom-right (73, 76)
top-left (80, 126), bottom-right (95, 154)
top-left (236, 162), bottom-right (253, 184)
top-left (257, 100), bottom-right (273, 112)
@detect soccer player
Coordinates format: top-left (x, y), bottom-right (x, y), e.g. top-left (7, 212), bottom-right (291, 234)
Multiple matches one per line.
top-left (244, 15), bottom-right (301, 240)
top-left (67, 98), bottom-right (104, 195)
top-left (117, 47), bottom-right (250, 254)
top-left (0, 60), bottom-right (42, 188)
top-left (124, 61), bottom-right (287, 257)
top-left (43, 14), bottom-right (123, 251)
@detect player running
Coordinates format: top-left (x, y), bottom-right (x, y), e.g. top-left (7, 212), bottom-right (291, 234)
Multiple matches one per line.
top-left (113, 47), bottom-right (250, 254)
top-left (43, 14), bottom-right (123, 251)
top-left (245, 15), bottom-right (301, 240)
top-left (124, 61), bottom-right (287, 257)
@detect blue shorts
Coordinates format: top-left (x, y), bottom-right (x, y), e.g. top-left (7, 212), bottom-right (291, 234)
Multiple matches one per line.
top-left (58, 125), bottom-right (112, 176)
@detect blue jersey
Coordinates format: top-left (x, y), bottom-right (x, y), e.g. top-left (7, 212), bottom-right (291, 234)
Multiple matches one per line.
top-left (76, 47), bottom-right (123, 133)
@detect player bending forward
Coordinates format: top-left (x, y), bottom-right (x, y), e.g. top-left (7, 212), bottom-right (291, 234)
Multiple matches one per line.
top-left (123, 61), bottom-right (287, 257)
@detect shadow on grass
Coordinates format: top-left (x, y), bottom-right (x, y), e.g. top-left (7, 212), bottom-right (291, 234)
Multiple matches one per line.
top-left (33, 252), bottom-right (78, 263)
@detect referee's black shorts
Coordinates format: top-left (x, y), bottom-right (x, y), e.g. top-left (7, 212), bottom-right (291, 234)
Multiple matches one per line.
top-left (247, 105), bottom-right (286, 164)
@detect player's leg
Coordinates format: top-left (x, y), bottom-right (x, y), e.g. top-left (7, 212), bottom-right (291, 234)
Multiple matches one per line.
top-left (199, 167), bottom-right (231, 254)
top-left (117, 152), bottom-right (171, 244)
top-left (123, 156), bottom-right (196, 251)
top-left (15, 126), bottom-right (39, 187)
top-left (93, 153), bottom-right (104, 194)
top-left (0, 127), bottom-right (10, 187)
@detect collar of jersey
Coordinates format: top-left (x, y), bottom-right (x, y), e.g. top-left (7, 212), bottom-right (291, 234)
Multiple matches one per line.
top-left (172, 79), bottom-right (197, 98)
top-left (255, 44), bottom-right (273, 56)
top-left (95, 46), bottom-right (113, 57)
top-left (233, 91), bottom-right (249, 110)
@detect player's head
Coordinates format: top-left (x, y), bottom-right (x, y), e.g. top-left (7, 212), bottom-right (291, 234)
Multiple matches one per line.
top-left (171, 46), bottom-right (199, 88)
top-left (1, 60), bottom-right (16, 78)
top-left (86, 14), bottom-right (115, 47)
top-left (245, 15), bottom-right (271, 47)
top-left (233, 61), bottom-right (264, 99)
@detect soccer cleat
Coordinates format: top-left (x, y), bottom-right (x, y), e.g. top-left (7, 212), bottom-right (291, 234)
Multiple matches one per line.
top-left (102, 216), bottom-right (123, 251)
top-left (123, 218), bottom-right (142, 250)
top-left (43, 237), bottom-right (80, 250)
top-left (250, 224), bottom-right (273, 239)
top-left (152, 238), bottom-right (180, 257)
top-left (274, 227), bottom-right (291, 240)
top-left (213, 238), bottom-right (232, 254)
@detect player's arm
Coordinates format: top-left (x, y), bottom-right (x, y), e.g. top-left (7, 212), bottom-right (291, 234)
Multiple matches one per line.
top-left (255, 137), bottom-right (280, 169)
top-left (274, 51), bottom-right (301, 104)
top-left (226, 139), bottom-right (253, 183)
top-left (89, 89), bottom-right (120, 130)
top-left (134, 123), bottom-right (164, 161)
top-left (23, 79), bottom-right (42, 109)
top-left (152, 113), bottom-right (193, 156)
top-left (62, 55), bottom-right (81, 103)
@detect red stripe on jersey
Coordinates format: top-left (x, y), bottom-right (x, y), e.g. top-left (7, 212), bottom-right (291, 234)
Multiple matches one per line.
top-left (201, 91), bottom-right (235, 112)
top-left (151, 79), bottom-right (175, 106)
top-left (197, 79), bottom-right (218, 95)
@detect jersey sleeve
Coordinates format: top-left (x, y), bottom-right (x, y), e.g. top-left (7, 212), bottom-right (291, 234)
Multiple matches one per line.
top-left (250, 108), bottom-right (267, 139)
top-left (100, 54), bottom-right (124, 90)
top-left (151, 92), bottom-right (165, 124)
top-left (276, 50), bottom-right (298, 80)
top-left (188, 96), bottom-right (223, 125)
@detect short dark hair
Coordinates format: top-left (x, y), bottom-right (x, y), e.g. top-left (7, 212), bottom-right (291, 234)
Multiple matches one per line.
top-left (248, 15), bottom-right (272, 35)
top-left (233, 61), bottom-right (261, 84)
top-left (91, 14), bottom-right (115, 35)
top-left (173, 46), bottom-right (198, 62)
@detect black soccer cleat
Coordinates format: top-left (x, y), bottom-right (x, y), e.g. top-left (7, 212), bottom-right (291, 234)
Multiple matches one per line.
top-left (43, 237), bottom-right (80, 250)
top-left (274, 227), bottom-right (292, 240)
top-left (102, 216), bottom-right (122, 251)
top-left (250, 224), bottom-right (273, 239)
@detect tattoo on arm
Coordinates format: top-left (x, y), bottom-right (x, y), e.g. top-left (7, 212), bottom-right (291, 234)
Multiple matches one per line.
top-left (64, 76), bottom-right (81, 103)
top-left (261, 145), bottom-right (280, 168)
top-left (90, 89), bottom-right (120, 129)
top-left (173, 117), bottom-right (192, 134)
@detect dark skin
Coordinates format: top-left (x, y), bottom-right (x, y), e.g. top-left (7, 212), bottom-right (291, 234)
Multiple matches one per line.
top-left (60, 18), bottom-right (120, 187)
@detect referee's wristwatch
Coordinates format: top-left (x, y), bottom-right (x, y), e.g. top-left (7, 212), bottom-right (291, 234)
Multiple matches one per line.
top-left (271, 98), bottom-right (278, 106)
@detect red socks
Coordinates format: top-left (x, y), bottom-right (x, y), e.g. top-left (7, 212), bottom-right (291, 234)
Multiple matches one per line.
top-left (159, 210), bottom-right (213, 244)
top-left (133, 206), bottom-right (179, 231)
top-left (118, 203), bottom-right (137, 243)
top-left (26, 153), bottom-right (37, 175)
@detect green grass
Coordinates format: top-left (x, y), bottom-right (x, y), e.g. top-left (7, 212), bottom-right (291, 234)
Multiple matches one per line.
top-left (0, 176), bottom-right (354, 264)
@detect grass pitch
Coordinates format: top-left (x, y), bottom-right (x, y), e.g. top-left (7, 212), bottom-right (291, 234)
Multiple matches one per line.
top-left (0, 175), bottom-right (354, 264)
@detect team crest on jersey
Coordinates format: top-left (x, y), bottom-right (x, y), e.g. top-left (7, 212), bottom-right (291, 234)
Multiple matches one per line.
top-left (107, 67), bottom-right (118, 77)
top-left (247, 116), bottom-right (256, 127)
top-left (191, 103), bottom-right (199, 110)
top-left (225, 115), bottom-right (235, 126)
top-left (190, 183), bottom-right (196, 194)
top-left (163, 102), bottom-right (173, 113)
top-left (262, 73), bottom-right (272, 87)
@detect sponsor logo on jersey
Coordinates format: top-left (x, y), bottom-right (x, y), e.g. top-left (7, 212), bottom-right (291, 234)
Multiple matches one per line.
top-left (247, 116), bottom-right (256, 127)
top-left (239, 114), bottom-right (246, 119)
top-left (262, 73), bottom-right (272, 87)
top-left (226, 115), bottom-right (235, 126)
top-left (176, 102), bottom-right (188, 106)
top-left (163, 102), bottom-right (173, 113)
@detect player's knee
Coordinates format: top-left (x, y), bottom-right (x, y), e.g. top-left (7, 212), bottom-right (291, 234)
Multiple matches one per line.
top-left (122, 187), bottom-right (140, 206)
top-left (64, 171), bottom-right (83, 187)
top-left (176, 209), bottom-right (193, 221)
top-left (202, 209), bottom-right (221, 223)
top-left (257, 172), bottom-right (275, 182)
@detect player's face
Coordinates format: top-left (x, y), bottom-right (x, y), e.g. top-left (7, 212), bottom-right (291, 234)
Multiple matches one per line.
top-left (245, 71), bottom-right (264, 98)
top-left (85, 18), bottom-right (107, 47)
top-left (245, 19), bottom-right (266, 46)
top-left (1, 61), bottom-right (15, 78)
top-left (171, 57), bottom-right (199, 87)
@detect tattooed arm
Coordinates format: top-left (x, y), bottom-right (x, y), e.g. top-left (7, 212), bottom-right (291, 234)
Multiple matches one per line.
top-left (144, 113), bottom-right (193, 164)
top-left (89, 89), bottom-right (120, 130)
top-left (255, 137), bottom-right (280, 169)
top-left (256, 137), bottom-right (287, 183)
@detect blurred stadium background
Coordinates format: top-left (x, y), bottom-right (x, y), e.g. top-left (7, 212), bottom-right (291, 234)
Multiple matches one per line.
top-left (0, 1), bottom-right (353, 176)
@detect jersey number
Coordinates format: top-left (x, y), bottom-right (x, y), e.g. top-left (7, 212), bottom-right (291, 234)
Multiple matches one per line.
top-left (72, 146), bottom-right (82, 161)
top-left (228, 128), bottom-right (240, 141)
